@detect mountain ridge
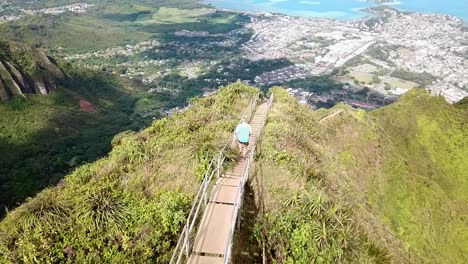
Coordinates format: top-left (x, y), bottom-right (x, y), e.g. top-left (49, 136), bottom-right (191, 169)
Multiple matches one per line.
top-left (0, 41), bottom-right (66, 101)
top-left (1, 84), bottom-right (466, 263)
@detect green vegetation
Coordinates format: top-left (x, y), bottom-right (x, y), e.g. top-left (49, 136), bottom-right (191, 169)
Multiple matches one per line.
top-left (255, 88), bottom-right (467, 262)
top-left (370, 91), bottom-right (468, 262)
top-left (390, 69), bottom-right (437, 87)
top-left (385, 77), bottom-right (419, 90)
top-left (0, 13), bottom-right (153, 52)
top-left (0, 2), bottom-right (247, 53)
top-left (366, 42), bottom-right (400, 62)
top-left (147, 7), bottom-right (214, 24)
top-left (242, 88), bottom-right (391, 263)
top-left (347, 71), bottom-right (374, 85)
top-left (4, 0), bottom-right (204, 11)
top-left (138, 11), bottom-right (248, 34)
top-left (0, 40), bottom-right (11, 60)
top-left (1, 83), bottom-right (466, 263)
top-left (0, 83), bottom-right (258, 263)
top-left (0, 65), bottom-right (147, 217)
top-left (99, 3), bottom-right (154, 22)
top-left (0, 0), bottom-right (255, 217)
top-left (235, 88), bottom-right (468, 263)
top-left (0, 40), bottom-right (36, 74)
top-left (116, 58), bottom-right (290, 104)
top-left (203, 58), bottom-right (293, 85)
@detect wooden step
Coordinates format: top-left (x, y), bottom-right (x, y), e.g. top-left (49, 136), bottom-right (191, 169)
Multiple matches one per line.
top-left (210, 185), bottom-right (238, 204)
top-left (188, 255), bottom-right (224, 264)
top-left (216, 177), bottom-right (241, 187)
top-left (192, 203), bottom-right (234, 255)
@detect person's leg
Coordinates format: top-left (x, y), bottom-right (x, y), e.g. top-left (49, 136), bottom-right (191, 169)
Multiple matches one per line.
top-left (238, 141), bottom-right (242, 153)
top-left (242, 143), bottom-right (248, 158)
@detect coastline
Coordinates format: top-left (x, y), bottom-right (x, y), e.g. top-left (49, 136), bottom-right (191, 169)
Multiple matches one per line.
top-left (208, 0), bottom-right (468, 22)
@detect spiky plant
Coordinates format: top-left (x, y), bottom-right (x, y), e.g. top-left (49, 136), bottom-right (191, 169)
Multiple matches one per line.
top-left (13, 190), bottom-right (70, 231)
top-left (76, 185), bottom-right (128, 233)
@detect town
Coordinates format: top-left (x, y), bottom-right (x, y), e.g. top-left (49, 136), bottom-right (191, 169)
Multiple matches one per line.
top-left (6, 3), bottom-right (465, 107)
top-left (242, 7), bottom-right (467, 103)
top-left (0, 2), bottom-right (94, 22)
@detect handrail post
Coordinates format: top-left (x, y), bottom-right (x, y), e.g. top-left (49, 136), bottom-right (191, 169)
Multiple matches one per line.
top-left (237, 205), bottom-right (241, 231)
top-left (185, 224), bottom-right (190, 257)
top-left (217, 155), bottom-right (221, 179)
top-left (203, 178), bottom-right (209, 205)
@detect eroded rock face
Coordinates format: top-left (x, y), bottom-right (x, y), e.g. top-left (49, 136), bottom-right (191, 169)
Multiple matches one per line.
top-left (0, 46), bottom-right (66, 101)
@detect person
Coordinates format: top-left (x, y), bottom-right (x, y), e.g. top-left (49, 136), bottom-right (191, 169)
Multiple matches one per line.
top-left (235, 118), bottom-right (252, 158)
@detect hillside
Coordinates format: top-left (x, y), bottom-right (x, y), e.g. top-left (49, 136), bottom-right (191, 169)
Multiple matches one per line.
top-left (0, 40), bottom-right (65, 101)
top-left (0, 83), bottom-right (258, 263)
top-left (0, 84), bottom-right (466, 263)
top-left (0, 42), bottom-right (182, 218)
top-left (243, 88), bottom-right (467, 263)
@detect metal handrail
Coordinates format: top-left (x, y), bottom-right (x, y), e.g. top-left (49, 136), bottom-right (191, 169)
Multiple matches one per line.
top-left (170, 93), bottom-right (259, 264)
top-left (222, 94), bottom-right (274, 264)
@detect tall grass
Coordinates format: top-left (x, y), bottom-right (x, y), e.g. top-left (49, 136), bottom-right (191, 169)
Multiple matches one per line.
top-left (248, 87), bottom-right (467, 263)
top-left (247, 87), bottom-right (392, 263)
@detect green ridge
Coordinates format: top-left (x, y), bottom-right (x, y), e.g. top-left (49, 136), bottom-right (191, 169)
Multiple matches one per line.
top-left (1, 85), bottom-right (466, 263)
top-left (243, 88), bottom-right (467, 263)
top-left (0, 83), bottom-right (257, 263)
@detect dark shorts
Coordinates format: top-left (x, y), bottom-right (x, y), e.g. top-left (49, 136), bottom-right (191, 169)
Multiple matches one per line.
top-left (238, 141), bottom-right (249, 146)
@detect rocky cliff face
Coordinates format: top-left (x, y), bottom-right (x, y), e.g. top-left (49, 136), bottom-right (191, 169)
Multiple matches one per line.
top-left (0, 44), bottom-right (65, 101)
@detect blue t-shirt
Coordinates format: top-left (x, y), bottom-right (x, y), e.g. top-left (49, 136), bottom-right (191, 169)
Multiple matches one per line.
top-left (235, 123), bottom-right (252, 143)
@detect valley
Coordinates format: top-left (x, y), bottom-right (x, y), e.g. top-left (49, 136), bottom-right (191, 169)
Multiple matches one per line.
top-left (2, 1), bottom-right (466, 110)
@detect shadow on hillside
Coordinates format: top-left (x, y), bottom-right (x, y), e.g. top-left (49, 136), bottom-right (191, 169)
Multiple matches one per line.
top-left (232, 183), bottom-right (263, 264)
top-left (0, 70), bottom-right (149, 219)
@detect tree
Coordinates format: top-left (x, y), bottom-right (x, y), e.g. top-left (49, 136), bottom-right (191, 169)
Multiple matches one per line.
top-left (372, 75), bottom-right (380, 84)
top-left (0, 40), bottom-right (11, 60)
top-left (384, 83), bottom-right (391, 90)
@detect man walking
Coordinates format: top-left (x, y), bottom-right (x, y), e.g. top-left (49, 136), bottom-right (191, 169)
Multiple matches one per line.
top-left (235, 118), bottom-right (252, 158)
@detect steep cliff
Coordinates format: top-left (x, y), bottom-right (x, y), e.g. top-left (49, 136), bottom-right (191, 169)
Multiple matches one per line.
top-left (0, 41), bottom-right (65, 101)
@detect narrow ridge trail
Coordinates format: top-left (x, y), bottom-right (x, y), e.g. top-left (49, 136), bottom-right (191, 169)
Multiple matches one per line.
top-left (187, 102), bottom-right (270, 264)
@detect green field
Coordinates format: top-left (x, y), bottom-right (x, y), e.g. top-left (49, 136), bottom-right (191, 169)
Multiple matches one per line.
top-left (385, 77), bottom-right (419, 90)
top-left (146, 7), bottom-right (214, 24)
top-left (0, 4), bottom-right (249, 53)
top-left (0, 14), bottom-right (152, 52)
top-left (347, 70), bottom-right (375, 84)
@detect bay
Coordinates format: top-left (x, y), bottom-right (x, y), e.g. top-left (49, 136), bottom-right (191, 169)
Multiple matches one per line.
top-left (209, 0), bottom-right (468, 21)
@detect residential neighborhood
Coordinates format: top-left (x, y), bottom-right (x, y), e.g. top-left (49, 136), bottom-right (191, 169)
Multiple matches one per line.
top-left (1, 3), bottom-right (94, 22)
top-left (242, 8), bottom-right (468, 103)
top-left (14, 3), bottom-right (466, 106)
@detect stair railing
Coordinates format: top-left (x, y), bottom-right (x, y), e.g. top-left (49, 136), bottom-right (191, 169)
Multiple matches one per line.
top-left (169, 93), bottom-right (259, 264)
top-left (222, 94), bottom-right (273, 264)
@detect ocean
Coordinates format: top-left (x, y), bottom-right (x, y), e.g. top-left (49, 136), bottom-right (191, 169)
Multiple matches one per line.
top-left (209, 0), bottom-right (468, 21)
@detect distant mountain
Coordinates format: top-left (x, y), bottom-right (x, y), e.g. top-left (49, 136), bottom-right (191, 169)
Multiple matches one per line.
top-left (0, 41), bottom-right (66, 101)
